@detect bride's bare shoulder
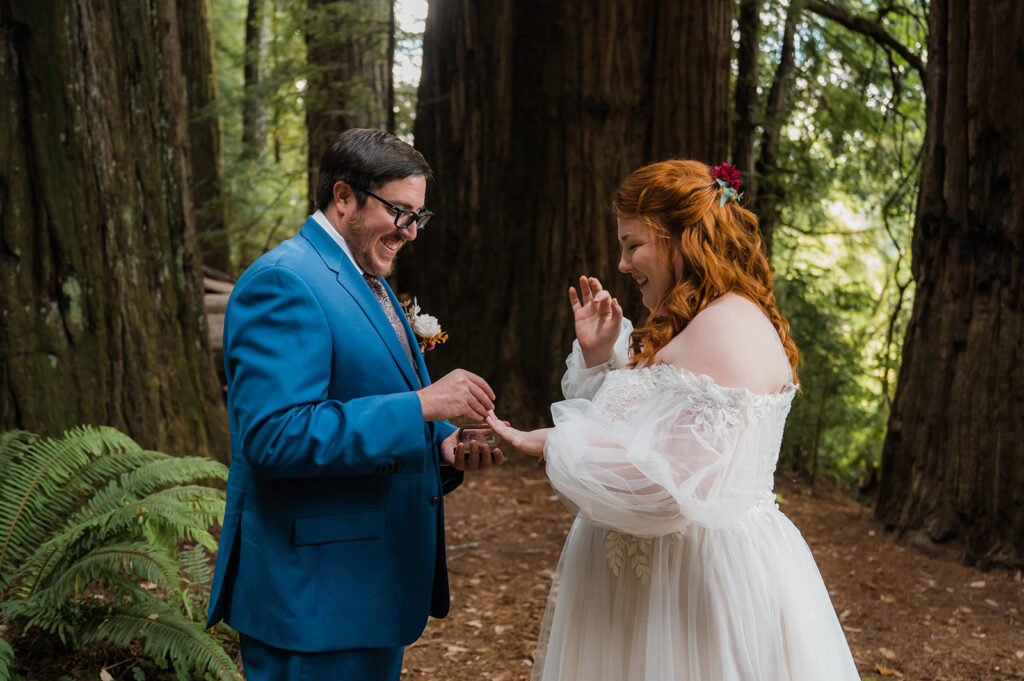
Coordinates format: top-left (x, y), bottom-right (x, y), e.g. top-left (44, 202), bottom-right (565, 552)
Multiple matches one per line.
top-left (655, 294), bottom-right (790, 393)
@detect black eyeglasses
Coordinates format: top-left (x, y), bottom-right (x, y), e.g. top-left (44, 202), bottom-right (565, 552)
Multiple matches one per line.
top-left (360, 188), bottom-right (434, 230)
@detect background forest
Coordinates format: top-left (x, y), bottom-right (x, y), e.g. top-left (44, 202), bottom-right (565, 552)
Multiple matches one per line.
top-left (213, 0), bottom-right (925, 485)
top-left (1, 0), bottom-right (1021, 679)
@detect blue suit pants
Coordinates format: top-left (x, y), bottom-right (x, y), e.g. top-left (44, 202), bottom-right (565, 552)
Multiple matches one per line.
top-left (240, 634), bottom-right (404, 681)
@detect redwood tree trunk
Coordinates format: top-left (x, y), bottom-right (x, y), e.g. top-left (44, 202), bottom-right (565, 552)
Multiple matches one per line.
top-left (732, 0), bottom-right (760, 194)
top-left (304, 0), bottom-right (392, 209)
top-left (754, 0), bottom-right (802, 258)
top-left (876, 0), bottom-right (1024, 568)
top-left (180, 0), bottom-right (231, 275)
top-left (242, 0), bottom-right (268, 162)
top-left (0, 0), bottom-right (230, 461)
top-left (398, 0), bottom-right (731, 422)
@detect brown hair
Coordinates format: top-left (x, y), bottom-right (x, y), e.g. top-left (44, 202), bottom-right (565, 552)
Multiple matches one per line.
top-left (612, 159), bottom-right (798, 381)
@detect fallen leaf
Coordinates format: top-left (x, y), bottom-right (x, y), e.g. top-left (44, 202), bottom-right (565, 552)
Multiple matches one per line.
top-left (878, 647), bottom-right (897, 660)
top-left (100, 671), bottom-right (114, 681)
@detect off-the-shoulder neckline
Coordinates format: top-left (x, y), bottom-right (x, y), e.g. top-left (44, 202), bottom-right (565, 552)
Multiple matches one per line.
top-left (622, 362), bottom-right (798, 401)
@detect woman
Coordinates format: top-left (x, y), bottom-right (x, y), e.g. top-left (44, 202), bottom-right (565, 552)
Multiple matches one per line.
top-left (487, 160), bottom-right (860, 681)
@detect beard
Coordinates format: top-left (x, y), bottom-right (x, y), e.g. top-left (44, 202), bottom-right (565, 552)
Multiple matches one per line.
top-left (346, 214), bottom-right (401, 277)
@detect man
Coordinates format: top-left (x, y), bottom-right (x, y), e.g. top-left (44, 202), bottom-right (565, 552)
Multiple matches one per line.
top-left (207, 128), bottom-right (502, 680)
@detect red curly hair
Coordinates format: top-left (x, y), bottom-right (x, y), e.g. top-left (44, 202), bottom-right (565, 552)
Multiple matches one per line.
top-left (612, 159), bottom-right (799, 382)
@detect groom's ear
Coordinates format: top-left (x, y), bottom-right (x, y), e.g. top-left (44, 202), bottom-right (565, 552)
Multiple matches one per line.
top-left (332, 181), bottom-right (355, 215)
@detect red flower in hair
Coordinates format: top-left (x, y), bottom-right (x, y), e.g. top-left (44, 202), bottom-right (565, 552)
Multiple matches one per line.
top-left (712, 163), bottom-right (742, 192)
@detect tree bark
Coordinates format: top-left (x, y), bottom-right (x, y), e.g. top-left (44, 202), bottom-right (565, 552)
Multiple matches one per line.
top-left (304, 0), bottom-right (392, 210)
top-left (398, 0), bottom-right (731, 423)
top-left (242, 0), bottom-right (268, 162)
top-left (876, 0), bottom-right (1024, 568)
top-left (754, 0), bottom-right (802, 259)
top-left (732, 0), bottom-right (760, 196)
top-left (0, 0), bottom-right (230, 461)
top-left (179, 0), bottom-right (231, 275)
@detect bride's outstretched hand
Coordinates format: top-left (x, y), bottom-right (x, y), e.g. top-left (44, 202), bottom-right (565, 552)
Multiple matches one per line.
top-left (569, 276), bottom-right (623, 368)
top-left (485, 411), bottom-right (551, 458)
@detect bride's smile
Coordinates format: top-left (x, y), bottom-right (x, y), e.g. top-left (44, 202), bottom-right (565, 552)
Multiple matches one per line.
top-left (617, 217), bottom-right (676, 311)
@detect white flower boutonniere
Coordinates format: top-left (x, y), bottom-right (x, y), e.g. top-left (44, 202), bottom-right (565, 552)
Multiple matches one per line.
top-left (402, 297), bottom-right (448, 352)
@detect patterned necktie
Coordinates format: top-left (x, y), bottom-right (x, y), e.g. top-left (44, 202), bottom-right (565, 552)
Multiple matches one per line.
top-left (363, 274), bottom-right (420, 385)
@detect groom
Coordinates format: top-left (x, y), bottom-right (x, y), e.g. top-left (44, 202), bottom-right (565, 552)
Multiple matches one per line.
top-left (207, 128), bottom-right (502, 680)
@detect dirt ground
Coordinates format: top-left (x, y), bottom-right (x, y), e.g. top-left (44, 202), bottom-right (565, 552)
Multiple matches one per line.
top-left (402, 458), bottom-right (1024, 681)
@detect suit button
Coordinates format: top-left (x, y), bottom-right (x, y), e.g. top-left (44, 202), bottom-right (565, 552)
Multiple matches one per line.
top-left (430, 496), bottom-right (441, 506)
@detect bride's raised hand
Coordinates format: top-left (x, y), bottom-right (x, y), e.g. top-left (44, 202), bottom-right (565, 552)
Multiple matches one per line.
top-left (569, 275), bottom-right (623, 368)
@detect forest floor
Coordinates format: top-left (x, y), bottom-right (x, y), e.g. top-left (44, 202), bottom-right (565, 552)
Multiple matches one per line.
top-left (10, 459), bottom-right (1022, 680)
top-left (402, 457), bottom-right (1024, 681)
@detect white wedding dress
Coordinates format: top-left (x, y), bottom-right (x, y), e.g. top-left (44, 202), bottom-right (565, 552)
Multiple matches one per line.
top-left (533, 320), bottom-right (860, 681)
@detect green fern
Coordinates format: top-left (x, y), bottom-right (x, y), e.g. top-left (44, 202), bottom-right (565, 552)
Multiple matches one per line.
top-left (0, 635), bottom-right (12, 681)
top-left (180, 545), bottom-right (214, 622)
top-left (0, 427), bottom-right (240, 680)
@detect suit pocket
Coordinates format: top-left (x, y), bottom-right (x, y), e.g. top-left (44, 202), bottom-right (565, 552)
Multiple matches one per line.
top-left (292, 509), bottom-right (385, 546)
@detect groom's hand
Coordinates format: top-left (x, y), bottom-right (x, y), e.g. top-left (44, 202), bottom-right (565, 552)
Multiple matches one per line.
top-left (441, 431), bottom-right (503, 471)
top-left (418, 369), bottom-right (495, 421)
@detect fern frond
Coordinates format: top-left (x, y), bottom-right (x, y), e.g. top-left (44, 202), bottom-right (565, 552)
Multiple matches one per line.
top-left (71, 457), bottom-right (227, 527)
top-left (1, 447), bottom-right (164, 590)
top-left (0, 635), bottom-right (13, 681)
top-left (0, 430), bottom-right (38, 470)
top-left (180, 545), bottom-right (212, 590)
top-left (0, 427), bottom-right (236, 674)
top-left (179, 544), bottom-right (213, 621)
top-left (0, 427), bottom-right (140, 582)
top-left (47, 541), bottom-right (181, 599)
top-left (8, 487), bottom-right (223, 599)
top-left (80, 595), bottom-right (241, 680)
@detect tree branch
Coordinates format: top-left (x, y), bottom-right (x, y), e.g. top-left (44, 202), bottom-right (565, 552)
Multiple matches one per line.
top-left (805, 0), bottom-right (926, 81)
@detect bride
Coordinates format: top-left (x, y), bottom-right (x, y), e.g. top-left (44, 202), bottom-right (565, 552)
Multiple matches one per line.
top-left (487, 160), bottom-right (861, 681)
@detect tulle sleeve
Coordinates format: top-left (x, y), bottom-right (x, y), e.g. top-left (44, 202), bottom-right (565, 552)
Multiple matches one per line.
top-left (560, 318), bottom-right (634, 400)
top-left (544, 368), bottom-right (783, 537)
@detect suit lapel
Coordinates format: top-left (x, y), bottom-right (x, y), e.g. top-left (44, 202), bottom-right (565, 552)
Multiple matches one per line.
top-left (299, 219), bottom-right (423, 390)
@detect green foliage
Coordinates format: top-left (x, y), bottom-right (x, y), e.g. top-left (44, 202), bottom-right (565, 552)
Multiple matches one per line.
top-left (759, 0), bottom-right (925, 482)
top-left (213, 0), bottom-right (310, 269)
top-left (211, 0), bottom-right (415, 271)
top-left (0, 637), bottom-right (12, 681)
top-left (0, 427), bottom-right (239, 680)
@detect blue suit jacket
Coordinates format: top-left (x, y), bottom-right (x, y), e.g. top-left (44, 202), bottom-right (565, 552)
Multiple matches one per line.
top-left (206, 218), bottom-right (460, 652)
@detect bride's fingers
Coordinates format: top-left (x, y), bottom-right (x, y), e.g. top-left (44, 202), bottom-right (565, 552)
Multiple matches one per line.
top-left (486, 412), bottom-right (521, 447)
top-left (485, 411), bottom-right (510, 436)
top-left (579, 275), bottom-right (594, 305)
top-left (588, 277), bottom-right (602, 294)
top-left (568, 286), bottom-right (582, 311)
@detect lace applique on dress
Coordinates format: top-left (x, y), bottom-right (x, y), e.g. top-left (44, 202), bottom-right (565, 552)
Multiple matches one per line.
top-left (592, 368), bottom-right (670, 422)
top-left (605, 531), bottom-right (652, 584)
top-left (593, 364), bottom-right (795, 431)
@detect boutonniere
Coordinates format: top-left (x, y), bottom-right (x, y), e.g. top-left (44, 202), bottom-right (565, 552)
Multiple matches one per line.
top-left (402, 297), bottom-right (448, 352)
